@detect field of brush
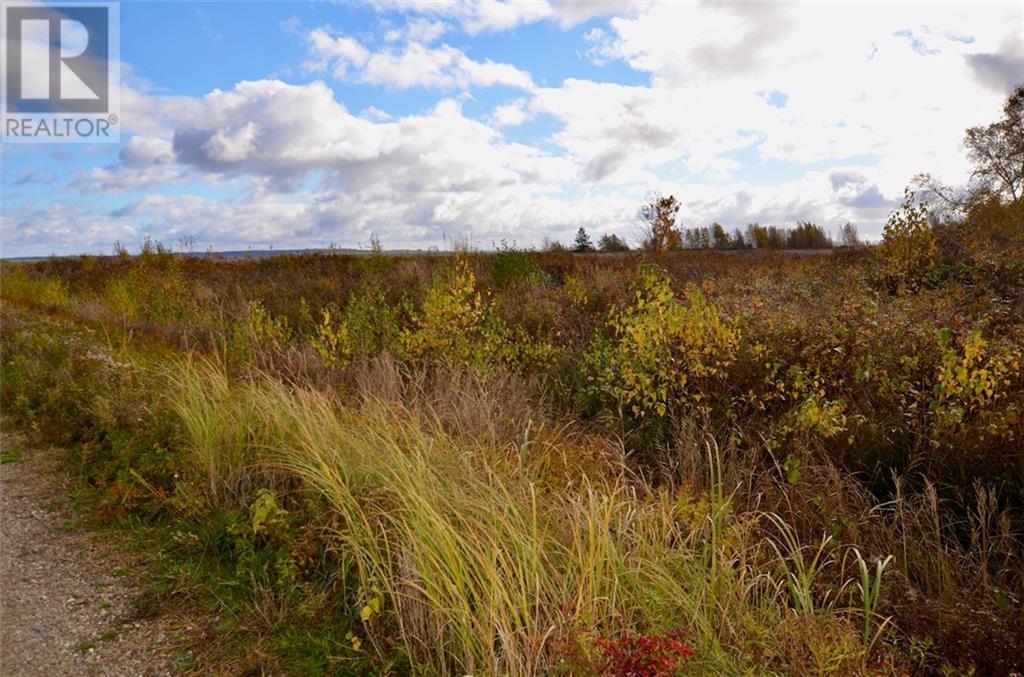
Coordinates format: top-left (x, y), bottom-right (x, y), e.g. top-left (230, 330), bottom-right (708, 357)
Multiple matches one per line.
top-left (1, 240), bottom-right (1022, 674)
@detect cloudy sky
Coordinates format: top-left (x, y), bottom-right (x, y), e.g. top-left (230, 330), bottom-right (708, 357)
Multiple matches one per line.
top-left (2, 0), bottom-right (1022, 257)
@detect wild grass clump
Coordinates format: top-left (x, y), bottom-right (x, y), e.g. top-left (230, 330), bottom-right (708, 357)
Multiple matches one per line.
top-left (170, 361), bottom-right (894, 674)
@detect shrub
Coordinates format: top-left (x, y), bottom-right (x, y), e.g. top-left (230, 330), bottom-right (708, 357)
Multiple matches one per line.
top-left (595, 630), bottom-right (695, 677)
top-left (931, 329), bottom-right (1021, 433)
top-left (489, 241), bottom-right (546, 289)
top-left (400, 257), bottom-right (487, 366)
top-left (880, 196), bottom-right (938, 289)
top-left (585, 265), bottom-right (739, 422)
top-left (401, 257), bottom-right (555, 372)
top-left (0, 266), bottom-right (72, 312)
top-left (307, 287), bottom-right (402, 369)
top-left (309, 305), bottom-right (352, 369)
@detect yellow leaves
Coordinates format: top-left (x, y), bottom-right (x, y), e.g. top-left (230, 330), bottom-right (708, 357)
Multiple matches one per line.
top-left (562, 273), bottom-right (588, 308)
top-left (400, 257), bottom-right (557, 372)
top-left (793, 393), bottom-right (847, 438)
top-left (309, 306), bottom-right (353, 369)
top-left (245, 300), bottom-right (291, 349)
top-left (585, 265), bottom-right (740, 421)
top-left (401, 257), bottom-right (485, 364)
top-left (879, 197), bottom-right (937, 288)
top-left (360, 596), bottom-right (381, 622)
top-left (103, 278), bottom-right (140, 321)
top-left (932, 329), bottom-right (1022, 431)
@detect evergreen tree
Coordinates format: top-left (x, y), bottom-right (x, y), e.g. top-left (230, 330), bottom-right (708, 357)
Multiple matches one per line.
top-left (573, 227), bottom-right (595, 252)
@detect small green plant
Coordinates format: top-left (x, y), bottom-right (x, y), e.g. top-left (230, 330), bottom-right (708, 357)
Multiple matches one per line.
top-left (0, 446), bottom-right (24, 463)
top-left (851, 548), bottom-right (893, 648)
top-left (308, 286), bottom-right (402, 368)
top-left (766, 513), bottom-right (837, 616)
top-left (793, 392), bottom-right (847, 438)
top-left (226, 488), bottom-right (300, 586)
top-left (340, 286), bottom-right (402, 358)
top-left (782, 455), bottom-right (802, 484)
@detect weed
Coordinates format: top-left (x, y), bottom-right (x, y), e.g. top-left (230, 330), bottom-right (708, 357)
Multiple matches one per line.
top-left (0, 446), bottom-right (24, 463)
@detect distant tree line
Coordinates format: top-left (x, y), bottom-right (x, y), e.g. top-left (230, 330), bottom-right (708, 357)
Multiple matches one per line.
top-left (557, 195), bottom-right (863, 253)
top-left (676, 221), bottom-right (836, 250)
top-left (634, 193), bottom-right (861, 253)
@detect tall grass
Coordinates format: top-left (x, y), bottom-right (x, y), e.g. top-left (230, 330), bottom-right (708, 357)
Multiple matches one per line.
top-left (169, 361), bottom-right (893, 673)
top-left (172, 363), bottom-right (262, 510)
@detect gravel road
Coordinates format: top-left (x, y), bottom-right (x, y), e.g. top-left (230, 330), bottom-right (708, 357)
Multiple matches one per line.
top-left (0, 434), bottom-right (182, 676)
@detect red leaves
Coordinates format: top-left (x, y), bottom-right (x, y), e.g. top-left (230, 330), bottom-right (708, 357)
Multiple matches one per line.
top-left (596, 629), bottom-right (695, 677)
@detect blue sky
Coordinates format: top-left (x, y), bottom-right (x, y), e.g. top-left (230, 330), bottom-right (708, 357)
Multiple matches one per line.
top-left (2, 0), bottom-right (1021, 256)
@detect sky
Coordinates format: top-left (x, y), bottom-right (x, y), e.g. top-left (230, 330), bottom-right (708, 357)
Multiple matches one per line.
top-left (1, 0), bottom-right (1022, 257)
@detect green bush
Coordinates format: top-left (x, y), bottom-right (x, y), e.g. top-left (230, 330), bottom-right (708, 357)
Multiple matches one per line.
top-left (584, 265), bottom-right (739, 423)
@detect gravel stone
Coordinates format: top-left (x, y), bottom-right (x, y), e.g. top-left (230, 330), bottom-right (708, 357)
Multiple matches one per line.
top-left (1, 435), bottom-right (182, 676)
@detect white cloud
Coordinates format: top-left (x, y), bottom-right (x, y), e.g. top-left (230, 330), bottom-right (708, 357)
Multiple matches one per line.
top-left (531, 79), bottom-right (754, 184)
top-left (14, 77), bottom-right (638, 254)
top-left (306, 29), bottom-right (535, 91)
top-left (592, 2), bottom-right (1017, 182)
top-left (384, 17), bottom-right (447, 43)
top-left (490, 98), bottom-right (530, 127)
top-left (64, 73), bottom-right (890, 252)
top-left (110, 194), bottom-right (311, 246)
top-left (116, 80), bottom-right (587, 246)
top-left (118, 79), bottom-right (204, 139)
top-left (172, 80), bottom-right (391, 180)
top-left (1, 201), bottom-right (140, 256)
top-left (369, 0), bottom-right (649, 34)
top-left (120, 135), bottom-right (175, 166)
top-left (519, 2), bottom-right (1022, 236)
top-left (65, 136), bottom-right (189, 194)
top-left (369, 0), bottom-right (552, 34)
top-left (68, 165), bottom-right (185, 193)
top-left (306, 28), bottom-right (369, 76)
top-left (360, 105), bottom-right (394, 122)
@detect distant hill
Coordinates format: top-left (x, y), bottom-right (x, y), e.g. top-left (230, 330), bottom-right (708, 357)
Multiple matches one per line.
top-left (1, 247), bottom-right (446, 262)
